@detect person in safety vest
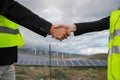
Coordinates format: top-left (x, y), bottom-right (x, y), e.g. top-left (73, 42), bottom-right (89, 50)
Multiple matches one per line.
top-left (57, 7), bottom-right (120, 80)
top-left (0, 0), bottom-right (69, 80)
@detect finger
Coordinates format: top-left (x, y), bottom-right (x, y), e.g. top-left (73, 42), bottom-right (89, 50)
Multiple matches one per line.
top-left (63, 29), bottom-right (70, 38)
top-left (53, 34), bottom-right (62, 41)
top-left (59, 31), bottom-right (67, 40)
top-left (60, 33), bottom-right (68, 40)
top-left (63, 34), bottom-right (68, 39)
top-left (57, 35), bottom-right (65, 41)
top-left (52, 35), bottom-right (55, 38)
top-left (56, 37), bottom-right (63, 41)
top-left (66, 31), bottom-right (71, 36)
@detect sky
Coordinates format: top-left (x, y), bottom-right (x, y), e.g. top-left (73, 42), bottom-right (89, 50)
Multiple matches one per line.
top-left (16, 0), bottom-right (120, 55)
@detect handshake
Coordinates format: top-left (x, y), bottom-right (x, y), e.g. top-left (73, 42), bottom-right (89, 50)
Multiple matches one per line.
top-left (49, 24), bottom-right (76, 41)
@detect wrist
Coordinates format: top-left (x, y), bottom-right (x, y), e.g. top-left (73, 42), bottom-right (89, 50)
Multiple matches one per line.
top-left (69, 24), bottom-right (77, 32)
top-left (49, 25), bottom-right (54, 35)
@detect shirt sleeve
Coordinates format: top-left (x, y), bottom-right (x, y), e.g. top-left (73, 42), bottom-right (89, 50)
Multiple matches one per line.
top-left (74, 16), bottom-right (110, 36)
top-left (0, 0), bottom-right (52, 37)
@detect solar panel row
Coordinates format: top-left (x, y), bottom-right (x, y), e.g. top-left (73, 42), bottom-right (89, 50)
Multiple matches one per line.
top-left (16, 54), bottom-right (107, 66)
top-left (17, 60), bottom-right (107, 66)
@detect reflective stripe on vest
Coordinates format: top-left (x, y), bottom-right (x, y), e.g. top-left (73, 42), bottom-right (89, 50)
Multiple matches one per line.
top-left (0, 26), bottom-right (19, 34)
top-left (109, 30), bottom-right (120, 39)
top-left (109, 46), bottom-right (120, 54)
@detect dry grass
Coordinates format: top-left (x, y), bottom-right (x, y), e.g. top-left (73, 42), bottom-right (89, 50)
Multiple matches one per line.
top-left (15, 66), bottom-right (107, 80)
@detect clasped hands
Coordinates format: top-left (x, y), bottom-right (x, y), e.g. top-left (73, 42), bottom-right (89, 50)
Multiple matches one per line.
top-left (49, 24), bottom-right (76, 41)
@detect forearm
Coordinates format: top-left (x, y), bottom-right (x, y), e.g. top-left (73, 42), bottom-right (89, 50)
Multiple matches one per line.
top-left (0, 0), bottom-right (52, 37)
top-left (74, 16), bottom-right (110, 36)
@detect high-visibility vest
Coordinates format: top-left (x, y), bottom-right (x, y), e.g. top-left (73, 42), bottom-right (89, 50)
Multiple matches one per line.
top-left (0, 15), bottom-right (24, 48)
top-left (108, 10), bottom-right (120, 80)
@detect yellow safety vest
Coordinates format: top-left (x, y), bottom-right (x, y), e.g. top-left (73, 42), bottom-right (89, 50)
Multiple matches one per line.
top-left (108, 10), bottom-right (120, 80)
top-left (0, 15), bottom-right (24, 48)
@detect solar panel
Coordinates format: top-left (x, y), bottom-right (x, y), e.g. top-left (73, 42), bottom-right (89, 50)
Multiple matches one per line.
top-left (45, 61), bottom-right (50, 65)
top-left (35, 61), bottom-right (39, 65)
top-left (19, 60), bottom-right (24, 64)
top-left (78, 60), bottom-right (87, 66)
top-left (51, 60), bottom-right (58, 66)
top-left (24, 61), bottom-right (29, 65)
top-left (72, 60), bottom-right (80, 66)
top-left (65, 60), bottom-right (73, 66)
top-left (100, 60), bottom-right (107, 65)
top-left (85, 60), bottom-right (95, 66)
top-left (97, 60), bottom-right (105, 66)
top-left (39, 61), bottom-right (45, 65)
top-left (92, 60), bottom-right (101, 66)
top-left (58, 60), bottom-right (66, 66)
top-left (29, 61), bottom-right (35, 65)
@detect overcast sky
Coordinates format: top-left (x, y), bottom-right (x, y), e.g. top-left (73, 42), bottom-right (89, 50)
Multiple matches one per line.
top-left (16, 0), bottom-right (120, 55)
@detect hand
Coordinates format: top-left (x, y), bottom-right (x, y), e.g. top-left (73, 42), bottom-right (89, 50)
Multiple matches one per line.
top-left (49, 25), bottom-right (69, 41)
top-left (54, 24), bottom-right (77, 33)
top-left (65, 24), bottom-right (77, 33)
